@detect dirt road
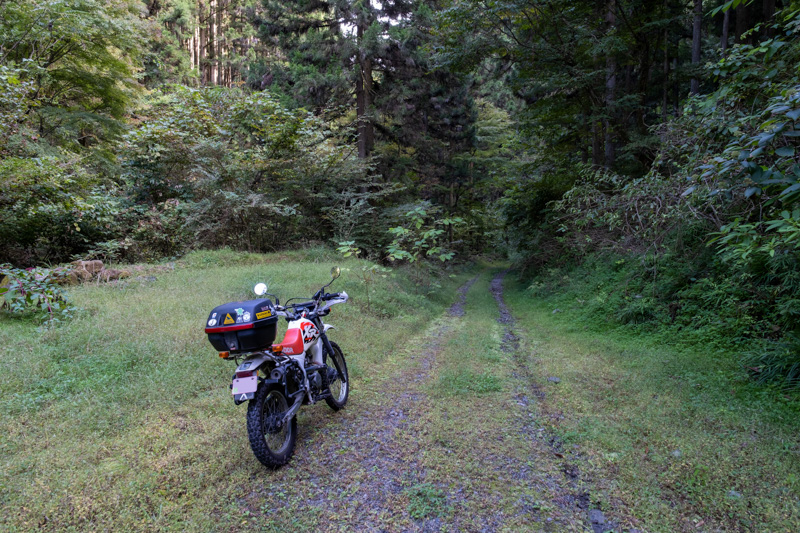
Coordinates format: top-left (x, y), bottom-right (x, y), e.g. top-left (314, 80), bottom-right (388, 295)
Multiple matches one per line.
top-left (235, 270), bottom-right (634, 532)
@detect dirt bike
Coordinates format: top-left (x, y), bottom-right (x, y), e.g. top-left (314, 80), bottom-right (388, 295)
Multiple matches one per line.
top-left (204, 266), bottom-right (350, 467)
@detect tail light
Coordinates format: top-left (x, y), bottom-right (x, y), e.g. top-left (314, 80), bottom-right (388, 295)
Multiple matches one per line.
top-left (236, 370), bottom-right (255, 378)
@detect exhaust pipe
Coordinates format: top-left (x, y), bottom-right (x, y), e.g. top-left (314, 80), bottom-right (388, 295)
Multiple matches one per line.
top-left (281, 395), bottom-right (303, 425)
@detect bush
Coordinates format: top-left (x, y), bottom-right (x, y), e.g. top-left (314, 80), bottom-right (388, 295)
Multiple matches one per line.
top-left (0, 264), bottom-right (76, 324)
top-left (118, 86), bottom-right (373, 259)
top-left (0, 155), bottom-right (121, 266)
top-left (742, 334), bottom-right (800, 391)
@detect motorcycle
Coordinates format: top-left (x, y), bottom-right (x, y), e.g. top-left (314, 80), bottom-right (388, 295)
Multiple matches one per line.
top-left (204, 266), bottom-right (350, 467)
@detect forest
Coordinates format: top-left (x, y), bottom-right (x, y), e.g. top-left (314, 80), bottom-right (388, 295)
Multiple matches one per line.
top-left (1, 0), bottom-right (800, 529)
top-left (3, 0), bottom-right (800, 388)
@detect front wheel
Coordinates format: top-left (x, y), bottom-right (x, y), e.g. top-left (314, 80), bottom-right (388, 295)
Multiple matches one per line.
top-left (246, 383), bottom-right (297, 468)
top-left (325, 341), bottom-right (349, 410)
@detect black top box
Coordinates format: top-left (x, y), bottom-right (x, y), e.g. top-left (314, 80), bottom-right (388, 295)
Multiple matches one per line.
top-left (205, 298), bottom-right (278, 353)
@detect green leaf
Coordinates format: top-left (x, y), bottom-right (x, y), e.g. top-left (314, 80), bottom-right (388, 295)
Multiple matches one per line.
top-left (775, 146), bottom-right (795, 157)
top-left (781, 184), bottom-right (800, 196)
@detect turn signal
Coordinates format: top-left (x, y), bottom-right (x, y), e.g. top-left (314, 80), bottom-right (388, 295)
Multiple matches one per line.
top-left (271, 344), bottom-right (283, 353)
top-left (219, 351), bottom-right (230, 359)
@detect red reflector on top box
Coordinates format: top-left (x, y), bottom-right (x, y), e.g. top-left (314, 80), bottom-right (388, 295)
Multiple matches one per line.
top-left (205, 323), bottom-right (254, 334)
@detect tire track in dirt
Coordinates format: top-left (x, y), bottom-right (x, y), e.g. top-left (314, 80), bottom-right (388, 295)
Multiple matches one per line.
top-left (245, 276), bottom-right (481, 532)
top-left (490, 271), bottom-right (621, 533)
top-left (325, 276), bottom-right (479, 531)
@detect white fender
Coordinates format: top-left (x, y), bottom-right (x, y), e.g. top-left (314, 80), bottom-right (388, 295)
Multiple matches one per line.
top-left (323, 324), bottom-right (335, 333)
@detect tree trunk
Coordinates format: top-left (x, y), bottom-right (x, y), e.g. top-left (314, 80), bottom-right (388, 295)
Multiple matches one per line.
top-left (356, 17), bottom-right (374, 159)
top-left (217, 0), bottom-right (224, 85)
top-left (764, 0), bottom-right (775, 38)
top-left (604, 0), bottom-right (616, 168)
top-left (721, 9), bottom-right (730, 56)
top-left (735, 4), bottom-right (747, 44)
top-left (209, 0), bottom-right (217, 85)
top-left (690, 0), bottom-right (702, 95)
top-left (662, 24), bottom-right (669, 122)
top-left (580, 114), bottom-right (589, 164)
top-left (199, 1), bottom-right (207, 85)
top-left (672, 57), bottom-right (679, 115)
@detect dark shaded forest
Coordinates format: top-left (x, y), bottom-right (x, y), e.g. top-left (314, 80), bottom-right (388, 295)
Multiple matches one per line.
top-left (2, 0), bottom-right (800, 387)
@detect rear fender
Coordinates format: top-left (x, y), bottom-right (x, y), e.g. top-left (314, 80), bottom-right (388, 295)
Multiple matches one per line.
top-left (236, 354), bottom-right (272, 374)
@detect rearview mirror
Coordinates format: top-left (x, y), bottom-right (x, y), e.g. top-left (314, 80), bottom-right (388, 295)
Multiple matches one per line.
top-left (254, 283), bottom-right (267, 296)
top-left (331, 266), bottom-right (341, 279)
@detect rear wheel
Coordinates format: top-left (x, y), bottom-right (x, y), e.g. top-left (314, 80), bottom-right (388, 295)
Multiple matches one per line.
top-left (246, 383), bottom-right (297, 468)
top-left (325, 341), bottom-right (349, 410)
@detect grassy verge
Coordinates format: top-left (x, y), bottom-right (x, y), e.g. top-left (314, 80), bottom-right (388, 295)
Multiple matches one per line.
top-left (504, 275), bottom-right (800, 531)
top-left (0, 248), bottom-right (472, 531)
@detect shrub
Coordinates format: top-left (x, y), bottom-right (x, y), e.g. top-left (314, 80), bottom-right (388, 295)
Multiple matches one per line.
top-left (0, 264), bottom-right (76, 324)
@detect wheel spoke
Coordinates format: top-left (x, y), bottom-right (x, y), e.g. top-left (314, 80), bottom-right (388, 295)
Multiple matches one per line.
top-left (262, 391), bottom-right (289, 453)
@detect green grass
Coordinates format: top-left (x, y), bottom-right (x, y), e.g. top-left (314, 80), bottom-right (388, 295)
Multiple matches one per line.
top-left (405, 483), bottom-right (449, 519)
top-left (404, 271), bottom-right (572, 531)
top-left (505, 274), bottom-right (800, 531)
top-left (5, 254), bottom-right (797, 531)
top-left (0, 248), bottom-right (471, 531)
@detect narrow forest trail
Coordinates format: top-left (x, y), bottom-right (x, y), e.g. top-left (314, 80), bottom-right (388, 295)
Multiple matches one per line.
top-left (235, 270), bottom-right (637, 532)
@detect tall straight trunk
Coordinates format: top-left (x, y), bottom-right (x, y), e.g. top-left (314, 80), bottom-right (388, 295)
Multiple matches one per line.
top-left (662, 0), bottom-right (669, 122)
top-left (672, 57), bottom-right (679, 115)
top-left (199, 1), bottom-right (207, 84)
top-left (580, 113), bottom-right (589, 164)
top-left (592, 120), bottom-right (601, 166)
top-left (735, 4), bottom-right (747, 43)
top-left (356, 17), bottom-right (374, 159)
top-left (194, 24), bottom-right (200, 84)
top-left (764, 0), bottom-right (776, 38)
top-left (209, 0), bottom-right (217, 85)
top-left (690, 0), bottom-right (702, 95)
top-left (604, 0), bottom-right (617, 168)
top-left (721, 9), bottom-right (730, 56)
top-left (636, 46), bottom-right (651, 131)
top-left (662, 26), bottom-right (669, 122)
top-left (217, 0), bottom-right (224, 85)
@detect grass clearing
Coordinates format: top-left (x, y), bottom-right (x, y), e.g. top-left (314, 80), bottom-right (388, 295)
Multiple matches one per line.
top-left (0, 248), bottom-right (471, 531)
top-left (504, 275), bottom-right (800, 531)
top-left (5, 253), bottom-right (796, 531)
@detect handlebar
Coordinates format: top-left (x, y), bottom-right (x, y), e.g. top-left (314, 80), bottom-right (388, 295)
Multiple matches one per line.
top-left (273, 291), bottom-right (346, 321)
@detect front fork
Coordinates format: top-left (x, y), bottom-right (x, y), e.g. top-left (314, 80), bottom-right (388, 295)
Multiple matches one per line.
top-left (320, 332), bottom-right (347, 384)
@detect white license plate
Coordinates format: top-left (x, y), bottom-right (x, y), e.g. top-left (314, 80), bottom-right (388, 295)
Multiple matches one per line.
top-left (231, 375), bottom-right (258, 396)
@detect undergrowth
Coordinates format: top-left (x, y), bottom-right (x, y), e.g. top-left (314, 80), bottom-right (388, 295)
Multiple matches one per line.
top-left (526, 251), bottom-right (800, 391)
